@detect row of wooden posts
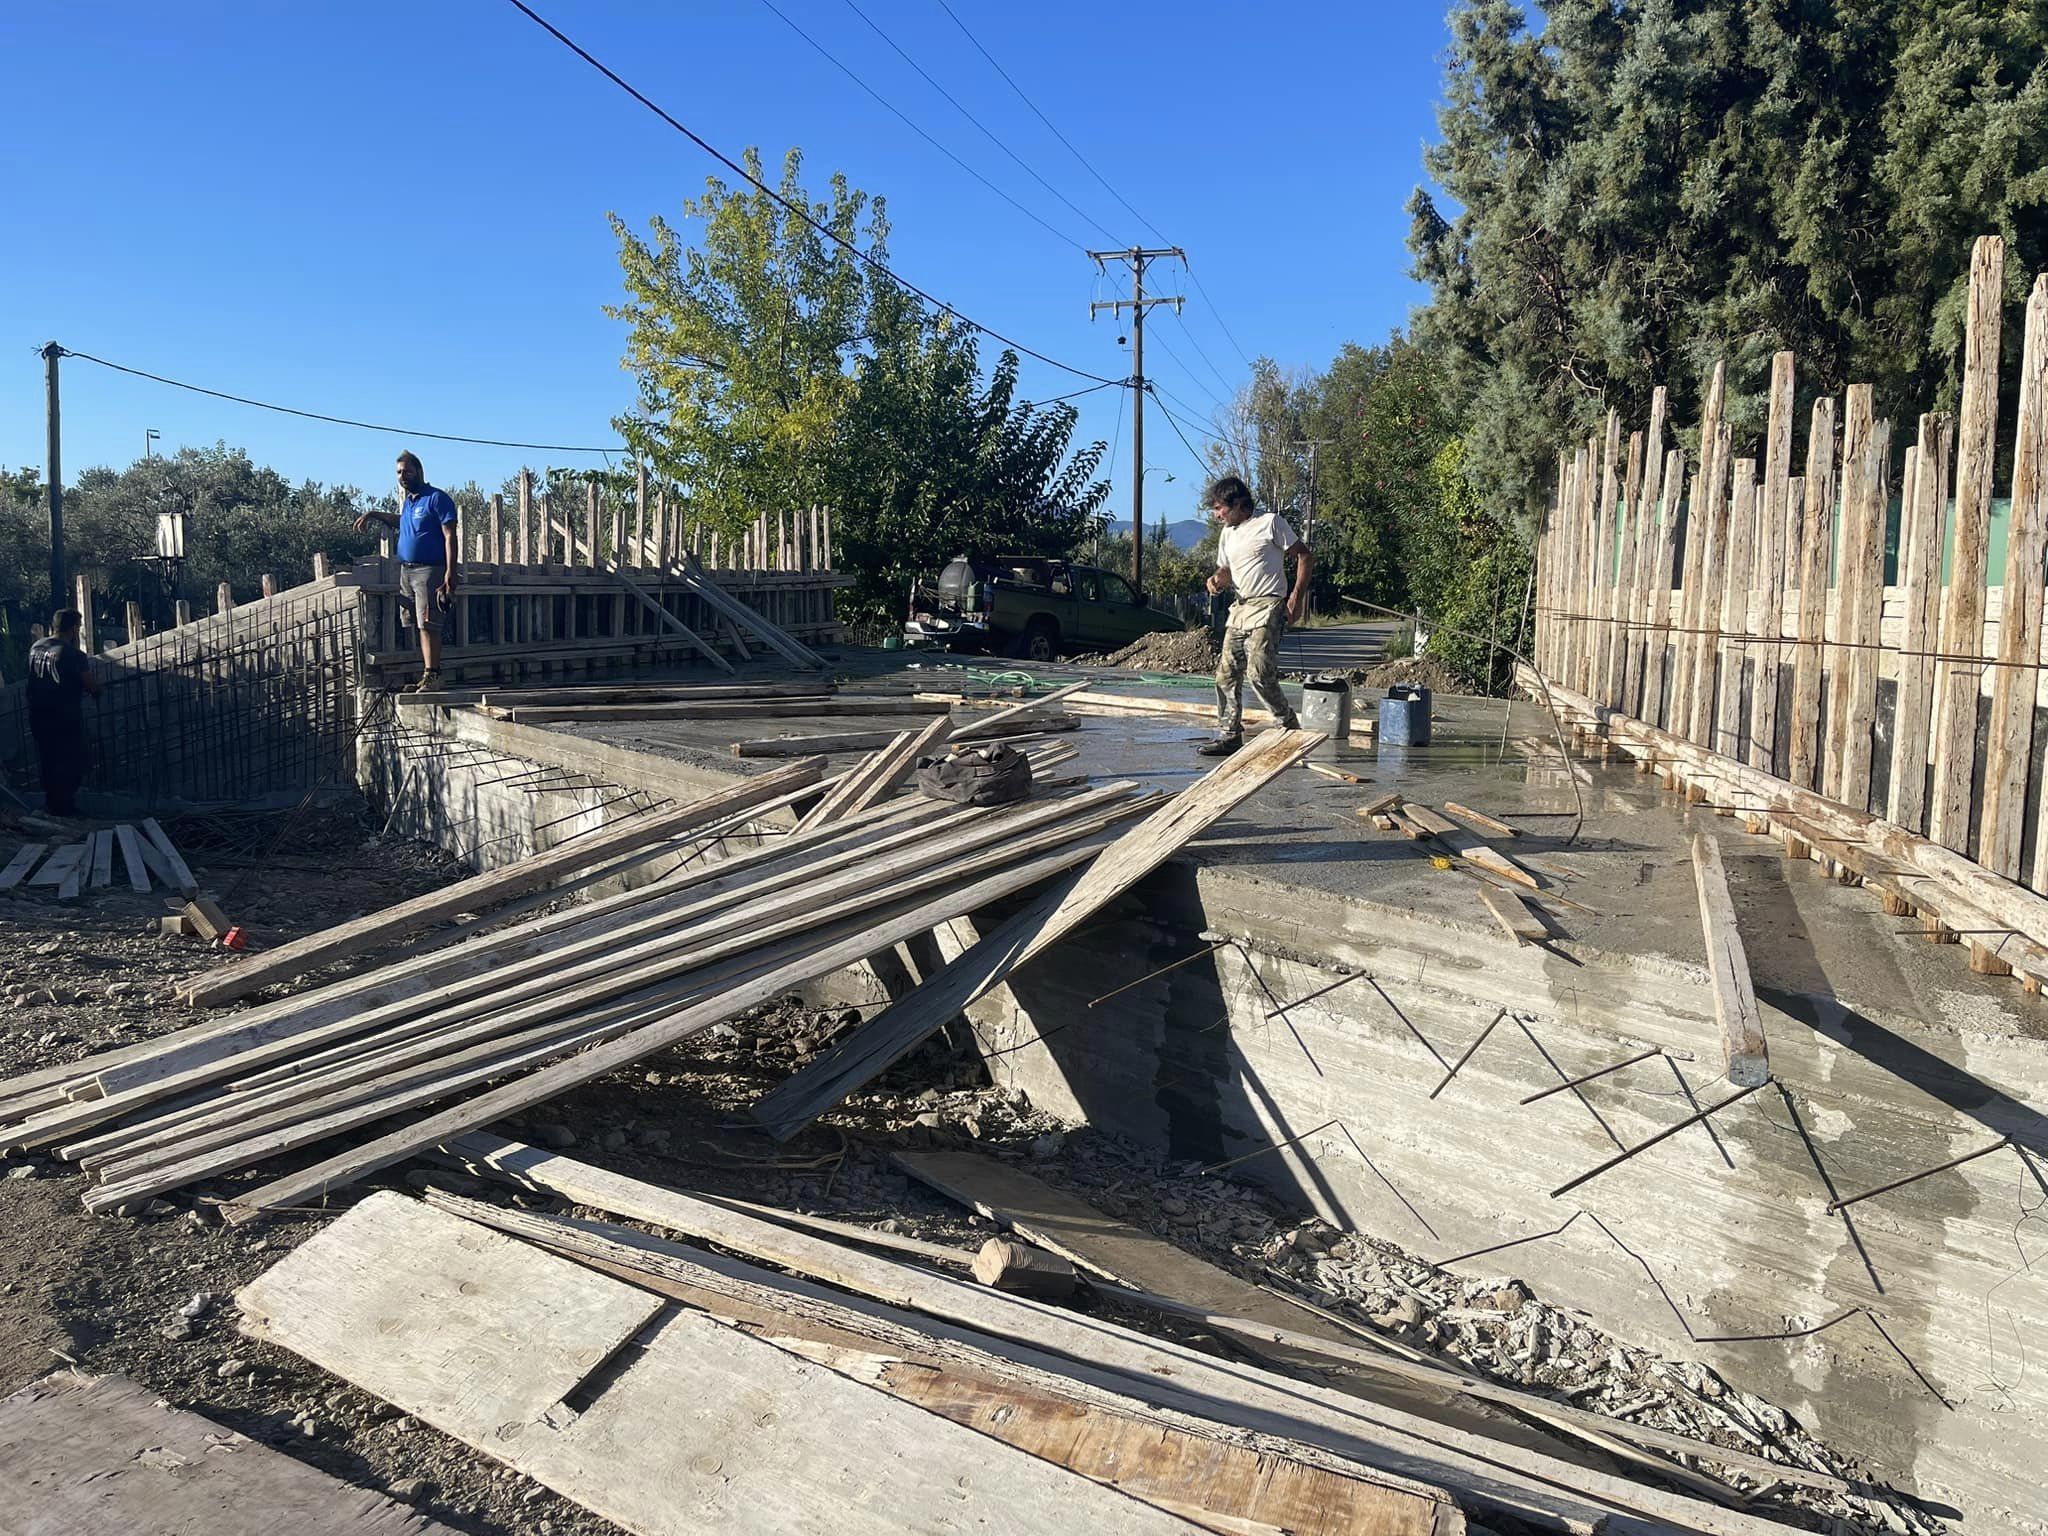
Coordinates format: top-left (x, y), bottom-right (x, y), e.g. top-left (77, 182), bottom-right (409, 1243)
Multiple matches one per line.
top-left (411, 467), bottom-right (834, 577)
top-left (1535, 233), bottom-right (2048, 892)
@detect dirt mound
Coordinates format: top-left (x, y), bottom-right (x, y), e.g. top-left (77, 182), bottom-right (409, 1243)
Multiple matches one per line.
top-left (1352, 655), bottom-right (1468, 694)
top-left (1087, 627), bottom-right (1220, 674)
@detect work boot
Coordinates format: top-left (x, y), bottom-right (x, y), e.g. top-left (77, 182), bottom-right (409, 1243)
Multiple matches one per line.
top-left (1196, 733), bottom-right (1242, 757)
top-left (412, 670), bottom-right (446, 694)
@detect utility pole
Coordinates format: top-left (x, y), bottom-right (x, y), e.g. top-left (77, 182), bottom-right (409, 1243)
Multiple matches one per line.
top-left (1089, 247), bottom-right (1183, 588)
top-left (1284, 437), bottom-right (1335, 618)
top-left (42, 342), bottom-right (64, 615)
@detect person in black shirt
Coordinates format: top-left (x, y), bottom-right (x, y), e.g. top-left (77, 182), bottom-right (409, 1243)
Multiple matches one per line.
top-left (26, 608), bottom-right (99, 816)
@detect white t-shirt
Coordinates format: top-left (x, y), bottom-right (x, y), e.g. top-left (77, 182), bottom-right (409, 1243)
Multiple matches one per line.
top-left (1219, 512), bottom-right (1299, 600)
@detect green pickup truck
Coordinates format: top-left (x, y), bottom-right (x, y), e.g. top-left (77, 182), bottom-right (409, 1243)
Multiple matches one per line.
top-left (904, 554), bottom-right (1183, 661)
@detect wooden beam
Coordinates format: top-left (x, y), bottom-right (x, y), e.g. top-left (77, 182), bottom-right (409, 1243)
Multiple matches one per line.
top-left (112, 825), bottom-right (151, 891)
top-left (603, 562), bottom-right (736, 675)
top-left (179, 759), bottom-right (825, 1007)
top-left (1928, 236), bottom-right (2005, 853)
top-left (1826, 389), bottom-right (1891, 810)
top-left (1690, 834), bottom-right (1770, 1087)
top-left (1478, 884), bottom-right (1546, 946)
top-left (1786, 397), bottom-right (1836, 790)
top-left (0, 1372), bottom-right (450, 1534)
top-left (1889, 414), bottom-right (1952, 833)
top-left (0, 843), bottom-right (48, 891)
top-left (138, 818), bottom-right (197, 896)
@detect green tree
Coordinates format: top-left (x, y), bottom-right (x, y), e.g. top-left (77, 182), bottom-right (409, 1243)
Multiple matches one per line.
top-left (610, 148), bottom-right (1110, 626)
top-left (826, 284), bottom-right (1109, 628)
top-left (1409, 0), bottom-right (2048, 514)
top-left (609, 147), bottom-right (879, 533)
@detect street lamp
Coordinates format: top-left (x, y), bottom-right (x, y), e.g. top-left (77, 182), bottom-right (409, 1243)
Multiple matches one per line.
top-left (144, 429), bottom-right (160, 460)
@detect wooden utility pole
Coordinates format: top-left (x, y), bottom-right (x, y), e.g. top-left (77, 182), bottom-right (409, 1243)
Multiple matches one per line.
top-left (42, 342), bottom-right (64, 614)
top-left (1089, 248), bottom-right (1183, 588)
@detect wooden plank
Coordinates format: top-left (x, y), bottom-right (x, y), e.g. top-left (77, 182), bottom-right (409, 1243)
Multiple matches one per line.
top-left (951, 677), bottom-right (1098, 741)
top-left (1713, 458), bottom-right (1757, 760)
top-left (753, 739), bottom-right (1314, 1140)
top-left (222, 829), bottom-right (1130, 1219)
top-left (1685, 418), bottom-right (1733, 746)
top-left (1638, 449), bottom-right (1685, 730)
top-left (438, 1143), bottom-right (1804, 1536)
top-left (679, 558), bottom-right (826, 669)
top-left (138, 817), bottom-right (198, 896)
top-left (87, 828), bottom-right (113, 889)
top-left (184, 897), bottom-right (232, 942)
top-left (112, 825), bottom-right (151, 891)
top-left (505, 699), bottom-right (936, 723)
top-left (805, 711), bottom-right (955, 827)
top-left (1888, 413), bottom-right (1953, 833)
top-left (1787, 395), bottom-right (1838, 789)
top-left (603, 562), bottom-right (736, 674)
top-left (0, 1371), bottom-right (449, 1534)
top-left (1602, 426), bottom-right (1644, 708)
top-left (1622, 390), bottom-right (1668, 715)
top-left (1928, 236), bottom-right (2006, 853)
top-left (1750, 351), bottom-right (1796, 771)
top-left (1690, 833), bottom-right (1770, 1088)
top-left (734, 728), bottom-right (938, 757)
top-left (1979, 278), bottom-right (2048, 881)
top-left (27, 843), bottom-right (86, 887)
top-left (1478, 884), bottom-right (1546, 945)
top-left (1827, 388), bottom-right (1891, 810)
top-left (0, 843), bottom-right (46, 891)
top-left (1590, 409), bottom-right (1621, 701)
top-left (240, 1195), bottom-right (1210, 1536)
top-left (1672, 364), bottom-right (1725, 737)
top-left (179, 759), bottom-right (825, 1007)
top-left (1440, 801), bottom-right (1517, 838)
top-left (1396, 804), bottom-right (1539, 890)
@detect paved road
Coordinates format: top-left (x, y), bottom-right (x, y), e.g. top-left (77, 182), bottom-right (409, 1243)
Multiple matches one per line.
top-left (1273, 620), bottom-right (1400, 673)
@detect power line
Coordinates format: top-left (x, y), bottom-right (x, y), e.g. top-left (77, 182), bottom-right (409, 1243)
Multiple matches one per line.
top-left (1163, 304), bottom-right (1240, 396)
top-left (933, 1), bottom-right (1258, 374)
top-left (758, 0), bottom-right (1088, 252)
top-left (55, 348), bottom-right (625, 454)
top-left (935, 0), bottom-right (1168, 247)
top-left (1146, 383), bottom-right (1228, 464)
top-left (838, 0), bottom-right (1123, 247)
top-left (1020, 379), bottom-right (1128, 409)
top-left (1140, 327), bottom-right (1230, 414)
top-left (503, 0), bottom-right (1121, 388)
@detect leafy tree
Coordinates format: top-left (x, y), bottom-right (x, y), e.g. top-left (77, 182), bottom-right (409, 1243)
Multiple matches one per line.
top-left (610, 148), bottom-right (1110, 626)
top-left (2, 446), bottom-right (379, 650)
top-left (1404, 438), bottom-right (1534, 691)
top-left (609, 147), bottom-right (879, 533)
top-left (825, 284), bottom-right (1109, 627)
top-left (1409, 0), bottom-right (2048, 514)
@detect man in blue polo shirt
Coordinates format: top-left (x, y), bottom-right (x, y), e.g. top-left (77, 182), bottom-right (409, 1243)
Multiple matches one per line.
top-left (356, 450), bottom-right (459, 691)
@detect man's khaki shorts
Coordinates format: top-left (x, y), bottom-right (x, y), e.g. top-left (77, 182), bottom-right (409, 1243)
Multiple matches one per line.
top-left (398, 562), bottom-right (444, 631)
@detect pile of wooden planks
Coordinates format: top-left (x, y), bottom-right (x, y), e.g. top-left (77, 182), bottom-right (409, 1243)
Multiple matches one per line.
top-left (0, 729), bottom-right (1319, 1224)
top-left (232, 1142), bottom-right (1819, 1535)
top-left (0, 818), bottom-right (197, 906)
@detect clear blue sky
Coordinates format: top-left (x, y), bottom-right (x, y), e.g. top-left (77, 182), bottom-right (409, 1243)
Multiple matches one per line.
top-left (0, 1), bottom-right (1450, 521)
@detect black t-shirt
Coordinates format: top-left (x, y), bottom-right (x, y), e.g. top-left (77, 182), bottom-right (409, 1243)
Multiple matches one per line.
top-left (27, 638), bottom-right (88, 725)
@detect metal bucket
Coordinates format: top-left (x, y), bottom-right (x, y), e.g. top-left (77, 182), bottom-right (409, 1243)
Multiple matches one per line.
top-left (1298, 679), bottom-right (1352, 737)
top-left (1376, 684), bottom-right (1433, 746)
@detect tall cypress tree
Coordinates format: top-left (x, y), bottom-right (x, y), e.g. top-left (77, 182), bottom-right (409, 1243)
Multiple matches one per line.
top-left (1410, 0), bottom-right (2048, 512)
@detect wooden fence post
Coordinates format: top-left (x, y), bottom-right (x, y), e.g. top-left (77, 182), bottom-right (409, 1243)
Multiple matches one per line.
top-left (634, 463), bottom-right (648, 568)
top-left (518, 469), bottom-right (534, 566)
top-left (1828, 387), bottom-right (1890, 810)
top-left (490, 493), bottom-right (504, 564)
top-left (1751, 352), bottom-right (1796, 772)
top-left (260, 572), bottom-right (278, 598)
top-left (216, 582), bottom-right (234, 617)
top-left (1674, 363), bottom-right (1726, 738)
top-left (1714, 458), bottom-right (1758, 760)
top-left (1686, 414), bottom-right (1733, 747)
top-left (1788, 399), bottom-right (1838, 789)
top-left (1983, 276), bottom-right (2048, 880)
top-left (1640, 450), bottom-right (1685, 730)
top-left (1890, 414), bottom-right (1952, 832)
top-left (1929, 236), bottom-right (2006, 854)
top-left (123, 599), bottom-right (145, 646)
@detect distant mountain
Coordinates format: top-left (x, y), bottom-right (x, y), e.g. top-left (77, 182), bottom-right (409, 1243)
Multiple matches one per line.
top-left (1104, 518), bottom-right (1211, 551)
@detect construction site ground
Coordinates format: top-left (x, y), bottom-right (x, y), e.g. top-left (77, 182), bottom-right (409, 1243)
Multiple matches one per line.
top-left (0, 714), bottom-right (1952, 1535)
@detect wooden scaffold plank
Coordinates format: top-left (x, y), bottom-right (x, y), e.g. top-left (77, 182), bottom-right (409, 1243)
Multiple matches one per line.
top-left (1889, 414), bottom-right (1953, 833)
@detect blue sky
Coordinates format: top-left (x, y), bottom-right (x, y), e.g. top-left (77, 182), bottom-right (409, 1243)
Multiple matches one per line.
top-left (1, 1), bottom-right (1451, 519)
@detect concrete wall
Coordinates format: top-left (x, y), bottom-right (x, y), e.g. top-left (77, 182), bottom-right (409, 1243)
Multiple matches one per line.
top-left (964, 861), bottom-right (2048, 1533)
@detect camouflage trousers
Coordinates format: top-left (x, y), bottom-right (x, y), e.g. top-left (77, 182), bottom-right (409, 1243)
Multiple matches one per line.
top-left (1215, 596), bottom-right (1296, 735)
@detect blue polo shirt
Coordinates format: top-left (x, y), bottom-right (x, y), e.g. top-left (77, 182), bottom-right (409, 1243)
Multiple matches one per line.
top-left (397, 485), bottom-right (458, 565)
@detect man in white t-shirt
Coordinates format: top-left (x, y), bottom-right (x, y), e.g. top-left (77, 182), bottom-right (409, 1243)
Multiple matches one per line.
top-left (1199, 475), bottom-right (1311, 755)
